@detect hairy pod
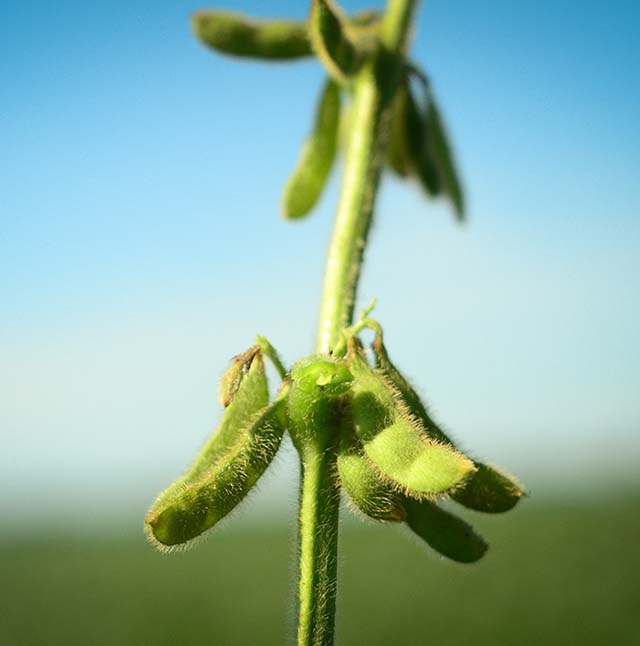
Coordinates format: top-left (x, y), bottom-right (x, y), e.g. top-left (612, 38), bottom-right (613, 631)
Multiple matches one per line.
top-left (452, 463), bottom-right (525, 513)
top-left (146, 384), bottom-right (289, 549)
top-left (146, 346), bottom-right (269, 533)
top-left (310, 0), bottom-right (363, 83)
top-left (282, 78), bottom-right (340, 219)
top-left (337, 409), bottom-right (405, 522)
top-left (372, 333), bottom-right (524, 512)
top-left (192, 10), bottom-right (312, 60)
top-left (346, 342), bottom-right (476, 497)
top-left (288, 355), bottom-right (353, 454)
top-left (404, 497), bottom-right (488, 563)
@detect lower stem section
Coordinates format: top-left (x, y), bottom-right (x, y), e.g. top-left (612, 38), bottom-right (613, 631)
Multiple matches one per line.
top-left (296, 447), bottom-right (341, 646)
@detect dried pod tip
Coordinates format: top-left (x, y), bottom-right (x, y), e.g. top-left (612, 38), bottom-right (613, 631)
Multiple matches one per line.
top-left (218, 345), bottom-right (261, 408)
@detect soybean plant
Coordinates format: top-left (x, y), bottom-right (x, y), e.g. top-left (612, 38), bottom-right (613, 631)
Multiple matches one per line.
top-left (144, 2), bottom-right (524, 645)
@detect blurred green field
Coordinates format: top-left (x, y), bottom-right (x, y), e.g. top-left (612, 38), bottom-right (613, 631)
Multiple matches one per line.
top-left (2, 494), bottom-right (639, 646)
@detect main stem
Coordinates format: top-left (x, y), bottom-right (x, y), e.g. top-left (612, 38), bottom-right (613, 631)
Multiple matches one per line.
top-left (296, 2), bottom-right (418, 645)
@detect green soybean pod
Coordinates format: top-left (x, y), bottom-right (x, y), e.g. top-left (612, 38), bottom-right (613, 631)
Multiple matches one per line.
top-left (405, 82), bottom-right (442, 197)
top-left (452, 463), bottom-right (525, 514)
top-left (153, 347), bottom-right (269, 512)
top-left (386, 82), bottom-right (412, 178)
top-left (282, 78), bottom-right (340, 220)
top-left (372, 333), bottom-right (524, 513)
top-left (347, 343), bottom-right (475, 497)
top-left (337, 412), bottom-right (405, 522)
top-left (146, 385), bottom-right (289, 550)
top-left (191, 11), bottom-right (312, 60)
top-left (310, 0), bottom-right (362, 83)
top-left (404, 497), bottom-right (488, 563)
top-left (287, 355), bottom-right (353, 454)
top-left (426, 94), bottom-right (465, 221)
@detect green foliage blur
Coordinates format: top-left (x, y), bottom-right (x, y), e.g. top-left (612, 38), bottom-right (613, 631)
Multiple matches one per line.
top-left (3, 493), bottom-right (639, 645)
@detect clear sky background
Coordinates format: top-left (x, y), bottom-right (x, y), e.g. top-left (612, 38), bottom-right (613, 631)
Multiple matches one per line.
top-left (2, 1), bottom-right (639, 527)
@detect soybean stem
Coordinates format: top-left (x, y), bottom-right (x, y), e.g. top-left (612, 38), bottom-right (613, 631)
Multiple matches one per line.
top-left (296, 447), bottom-right (341, 646)
top-left (316, 0), bottom-right (418, 355)
top-left (296, 2), bottom-right (418, 645)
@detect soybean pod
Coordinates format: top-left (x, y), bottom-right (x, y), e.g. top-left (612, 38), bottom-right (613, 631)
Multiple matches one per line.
top-left (337, 410), bottom-right (405, 522)
top-left (404, 497), bottom-right (488, 563)
top-left (146, 383), bottom-right (289, 549)
top-left (310, 0), bottom-right (363, 83)
top-left (346, 340), bottom-right (475, 497)
top-left (405, 80), bottom-right (442, 197)
top-left (425, 94), bottom-right (465, 220)
top-left (386, 81), bottom-right (412, 178)
top-left (282, 79), bottom-right (341, 220)
top-left (192, 11), bottom-right (312, 60)
top-left (372, 333), bottom-right (524, 512)
top-left (150, 346), bottom-right (269, 518)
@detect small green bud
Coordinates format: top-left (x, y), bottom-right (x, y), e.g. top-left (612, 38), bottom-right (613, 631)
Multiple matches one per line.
top-left (309, 0), bottom-right (363, 83)
top-left (145, 384), bottom-right (289, 549)
top-left (347, 342), bottom-right (476, 496)
top-left (348, 10), bottom-right (382, 29)
top-left (404, 497), bottom-right (488, 563)
top-left (192, 10), bottom-right (312, 60)
top-left (288, 355), bottom-right (353, 453)
top-left (290, 355), bottom-right (353, 397)
top-left (282, 78), bottom-right (340, 219)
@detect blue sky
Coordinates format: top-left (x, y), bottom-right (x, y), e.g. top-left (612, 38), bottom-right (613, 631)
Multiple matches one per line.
top-left (2, 1), bottom-right (639, 525)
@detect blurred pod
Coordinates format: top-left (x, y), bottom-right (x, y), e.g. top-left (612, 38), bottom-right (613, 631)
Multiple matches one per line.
top-left (150, 346), bottom-right (268, 513)
top-left (372, 333), bottom-right (524, 512)
top-left (310, 0), bottom-right (363, 82)
top-left (425, 94), bottom-right (465, 220)
top-left (282, 78), bottom-right (341, 219)
top-left (192, 10), bottom-right (312, 60)
top-left (404, 497), bottom-right (488, 563)
top-left (146, 384), bottom-right (289, 549)
top-left (386, 82), bottom-right (412, 178)
top-left (405, 80), bottom-right (442, 196)
top-left (338, 412), bottom-right (405, 521)
top-left (452, 464), bottom-right (525, 513)
top-left (346, 340), bottom-right (476, 497)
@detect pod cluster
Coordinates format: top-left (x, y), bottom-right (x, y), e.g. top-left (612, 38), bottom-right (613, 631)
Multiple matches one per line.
top-left (191, 0), bottom-right (465, 222)
top-left (336, 333), bottom-right (524, 563)
top-left (146, 328), bottom-right (523, 562)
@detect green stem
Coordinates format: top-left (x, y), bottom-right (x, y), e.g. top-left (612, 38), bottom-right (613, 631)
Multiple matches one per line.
top-left (296, 2), bottom-right (418, 645)
top-left (316, 0), bottom-right (418, 355)
top-left (296, 447), bottom-right (341, 646)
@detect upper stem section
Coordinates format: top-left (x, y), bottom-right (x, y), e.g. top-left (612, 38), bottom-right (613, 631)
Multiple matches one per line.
top-left (315, 0), bottom-right (418, 354)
